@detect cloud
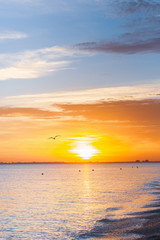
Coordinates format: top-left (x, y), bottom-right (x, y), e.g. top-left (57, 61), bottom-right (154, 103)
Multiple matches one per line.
top-left (74, 1), bottom-right (160, 55)
top-left (1, 82), bottom-right (160, 111)
top-left (0, 60), bottom-right (69, 80)
top-left (74, 38), bottom-right (160, 54)
top-left (117, 1), bottom-right (160, 36)
top-left (0, 106), bottom-right (86, 122)
top-left (72, 1), bottom-right (160, 55)
top-left (115, 0), bottom-right (160, 15)
top-left (0, 107), bottom-right (57, 118)
top-left (0, 31), bottom-right (28, 40)
top-left (1, 99), bottom-right (160, 141)
top-left (0, 46), bottom-right (75, 80)
top-left (1, 82), bottom-right (160, 128)
top-left (59, 99), bottom-right (160, 125)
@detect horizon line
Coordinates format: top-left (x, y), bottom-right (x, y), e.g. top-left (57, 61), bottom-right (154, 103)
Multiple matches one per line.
top-left (0, 161), bottom-right (160, 164)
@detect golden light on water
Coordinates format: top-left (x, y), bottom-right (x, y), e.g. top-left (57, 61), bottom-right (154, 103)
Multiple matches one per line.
top-left (69, 137), bottom-right (100, 160)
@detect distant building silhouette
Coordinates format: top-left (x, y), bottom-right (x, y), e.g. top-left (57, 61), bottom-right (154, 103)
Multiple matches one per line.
top-left (142, 159), bottom-right (149, 163)
top-left (136, 160), bottom-right (140, 163)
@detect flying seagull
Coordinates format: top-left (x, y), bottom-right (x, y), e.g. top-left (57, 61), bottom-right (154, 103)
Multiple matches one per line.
top-left (48, 135), bottom-right (61, 140)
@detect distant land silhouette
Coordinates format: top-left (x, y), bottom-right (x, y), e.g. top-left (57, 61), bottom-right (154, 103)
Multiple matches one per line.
top-left (136, 160), bottom-right (150, 163)
top-left (0, 160), bottom-right (159, 164)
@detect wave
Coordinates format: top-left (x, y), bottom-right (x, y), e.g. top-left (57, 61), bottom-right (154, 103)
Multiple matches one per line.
top-left (72, 180), bottom-right (160, 240)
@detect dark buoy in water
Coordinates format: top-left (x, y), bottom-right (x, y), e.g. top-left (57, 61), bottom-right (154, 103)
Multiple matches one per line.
top-left (41, 173), bottom-right (44, 175)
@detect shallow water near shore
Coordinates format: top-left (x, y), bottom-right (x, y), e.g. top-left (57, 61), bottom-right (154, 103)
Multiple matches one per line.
top-left (0, 162), bottom-right (159, 239)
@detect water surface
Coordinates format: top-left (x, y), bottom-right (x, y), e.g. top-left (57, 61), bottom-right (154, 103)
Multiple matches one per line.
top-left (0, 163), bottom-right (159, 239)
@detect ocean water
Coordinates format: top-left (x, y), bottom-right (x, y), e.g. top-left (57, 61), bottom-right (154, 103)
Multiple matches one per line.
top-left (0, 163), bottom-right (159, 240)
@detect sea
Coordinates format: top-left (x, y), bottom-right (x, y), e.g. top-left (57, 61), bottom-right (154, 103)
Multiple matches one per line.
top-left (0, 162), bottom-right (159, 240)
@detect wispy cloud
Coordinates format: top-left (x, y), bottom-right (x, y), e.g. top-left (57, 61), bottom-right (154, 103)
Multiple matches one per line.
top-left (60, 99), bottom-right (160, 125)
top-left (0, 107), bottom-right (86, 122)
top-left (74, 0), bottom-right (160, 55)
top-left (1, 82), bottom-right (160, 111)
top-left (0, 46), bottom-right (75, 80)
top-left (74, 38), bottom-right (160, 54)
top-left (115, 0), bottom-right (160, 15)
top-left (0, 31), bottom-right (27, 40)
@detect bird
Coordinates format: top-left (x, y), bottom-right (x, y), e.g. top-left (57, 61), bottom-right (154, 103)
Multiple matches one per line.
top-left (48, 135), bottom-right (61, 140)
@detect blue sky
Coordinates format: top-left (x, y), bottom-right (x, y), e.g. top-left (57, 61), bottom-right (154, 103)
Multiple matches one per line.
top-left (0, 0), bottom-right (160, 97)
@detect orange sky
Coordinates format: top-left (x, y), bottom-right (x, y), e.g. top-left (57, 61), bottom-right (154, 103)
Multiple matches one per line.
top-left (0, 93), bottom-right (160, 163)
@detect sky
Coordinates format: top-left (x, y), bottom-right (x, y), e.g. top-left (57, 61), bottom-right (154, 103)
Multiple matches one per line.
top-left (0, 0), bottom-right (160, 163)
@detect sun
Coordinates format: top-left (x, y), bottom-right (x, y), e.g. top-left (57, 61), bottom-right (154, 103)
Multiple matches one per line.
top-left (69, 137), bottom-right (99, 160)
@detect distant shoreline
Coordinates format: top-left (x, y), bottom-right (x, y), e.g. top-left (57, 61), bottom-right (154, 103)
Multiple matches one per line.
top-left (0, 161), bottom-right (160, 164)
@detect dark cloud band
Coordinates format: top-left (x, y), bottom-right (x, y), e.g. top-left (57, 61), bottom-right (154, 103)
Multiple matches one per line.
top-left (74, 37), bottom-right (160, 54)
